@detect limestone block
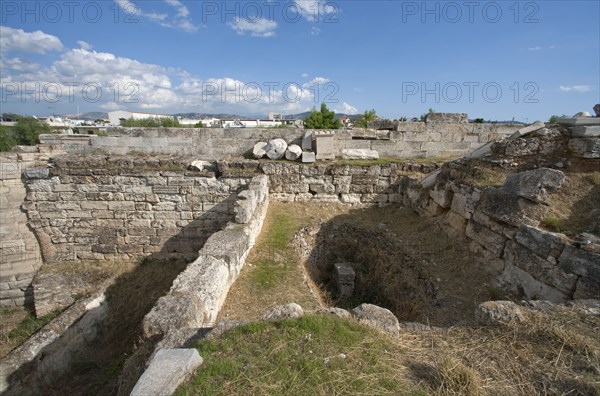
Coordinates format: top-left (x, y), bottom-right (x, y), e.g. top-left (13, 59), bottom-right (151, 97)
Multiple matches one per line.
top-left (465, 220), bottom-right (507, 257)
top-left (508, 123), bottom-right (545, 140)
top-left (252, 142), bottom-right (268, 159)
top-left (301, 131), bottom-right (313, 150)
top-left (493, 263), bottom-right (567, 303)
top-left (261, 303), bottom-right (304, 320)
top-left (502, 168), bottom-right (565, 204)
top-left (504, 241), bottom-right (577, 294)
top-left (559, 245), bottom-right (600, 284)
top-left (569, 126), bottom-right (600, 137)
top-left (425, 113), bottom-right (468, 124)
top-left (568, 137), bottom-right (600, 158)
top-left (130, 349), bottom-right (203, 396)
top-left (315, 132), bottom-right (335, 160)
top-left (468, 240), bottom-right (505, 275)
top-left (477, 188), bottom-right (546, 227)
top-left (429, 184), bottom-right (453, 208)
top-left (475, 301), bottom-right (525, 325)
top-left (341, 149), bottom-right (380, 160)
top-left (352, 303), bottom-right (400, 336)
top-left (515, 225), bottom-right (567, 259)
top-left (334, 263), bottom-right (356, 298)
top-left (143, 294), bottom-right (205, 338)
top-left (299, 151), bottom-right (315, 163)
top-left (285, 144), bottom-right (303, 161)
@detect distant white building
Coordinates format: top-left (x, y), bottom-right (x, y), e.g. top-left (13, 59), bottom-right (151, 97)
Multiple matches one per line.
top-left (177, 117), bottom-right (222, 128)
top-left (108, 110), bottom-right (173, 126)
top-left (222, 119), bottom-right (285, 128)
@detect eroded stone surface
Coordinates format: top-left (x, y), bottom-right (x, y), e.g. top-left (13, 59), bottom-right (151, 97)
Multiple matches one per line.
top-left (252, 142), bottom-right (268, 159)
top-left (475, 301), bottom-right (525, 325)
top-left (265, 139), bottom-right (288, 160)
top-left (131, 349), bottom-right (203, 396)
top-left (351, 303), bottom-right (400, 336)
top-left (261, 303), bottom-right (304, 320)
top-left (285, 144), bottom-right (303, 161)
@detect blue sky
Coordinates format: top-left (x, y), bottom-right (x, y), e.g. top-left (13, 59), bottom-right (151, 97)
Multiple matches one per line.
top-left (1, 0), bottom-right (598, 121)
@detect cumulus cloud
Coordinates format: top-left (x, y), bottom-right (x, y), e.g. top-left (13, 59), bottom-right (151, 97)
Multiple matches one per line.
top-left (0, 26), bottom-right (63, 54)
top-left (311, 27), bottom-right (321, 36)
top-left (228, 17), bottom-right (277, 37)
top-left (334, 102), bottom-right (358, 115)
top-left (559, 85), bottom-right (592, 93)
top-left (114, 0), bottom-right (199, 32)
top-left (1, 28), bottom-right (354, 116)
top-left (301, 73), bottom-right (309, 78)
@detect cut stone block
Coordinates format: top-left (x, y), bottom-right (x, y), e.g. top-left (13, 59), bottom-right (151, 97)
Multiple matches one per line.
top-left (301, 151), bottom-right (316, 163)
top-left (334, 263), bottom-right (355, 298)
top-left (315, 132), bottom-right (335, 160)
top-left (130, 349), bottom-right (203, 396)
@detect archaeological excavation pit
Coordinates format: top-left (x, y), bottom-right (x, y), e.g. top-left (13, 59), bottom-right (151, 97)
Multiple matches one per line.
top-left (298, 221), bottom-right (437, 322)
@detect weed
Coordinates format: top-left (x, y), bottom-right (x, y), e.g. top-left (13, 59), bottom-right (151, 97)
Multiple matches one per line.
top-left (542, 217), bottom-right (564, 232)
top-left (587, 172), bottom-right (600, 186)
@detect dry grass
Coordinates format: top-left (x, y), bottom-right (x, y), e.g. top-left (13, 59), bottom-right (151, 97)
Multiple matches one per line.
top-left (544, 171), bottom-right (600, 236)
top-left (177, 306), bottom-right (600, 396)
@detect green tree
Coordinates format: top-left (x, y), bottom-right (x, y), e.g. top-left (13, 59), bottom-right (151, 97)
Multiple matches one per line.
top-left (355, 109), bottom-right (377, 128)
top-left (548, 115), bottom-right (566, 124)
top-left (304, 103), bottom-right (341, 129)
top-left (13, 116), bottom-right (52, 145)
top-left (0, 125), bottom-right (18, 152)
top-left (120, 117), bottom-right (181, 127)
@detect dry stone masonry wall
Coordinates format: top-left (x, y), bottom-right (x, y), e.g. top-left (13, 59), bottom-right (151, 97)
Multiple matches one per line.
top-left (0, 154), bottom-right (44, 307)
top-left (38, 120), bottom-right (520, 160)
top-left (142, 175), bottom-right (269, 338)
top-left (21, 156), bottom-right (252, 264)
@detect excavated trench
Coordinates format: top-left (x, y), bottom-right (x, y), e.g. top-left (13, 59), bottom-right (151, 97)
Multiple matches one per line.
top-left (297, 222), bottom-right (437, 322)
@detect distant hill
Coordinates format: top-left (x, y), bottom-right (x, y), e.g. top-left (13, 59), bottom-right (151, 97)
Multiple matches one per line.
top-left (62, 112), bottom-right (108, 120)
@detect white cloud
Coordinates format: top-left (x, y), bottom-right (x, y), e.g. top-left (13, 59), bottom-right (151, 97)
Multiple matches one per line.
top-left (559, 85), bottom-right (592, 93)
top-left (1, 28), bottom-right (355, 116)
top-left (114, 0), bottom-right (199, 32)
top-left (334, 102), bottom-right (358, 115)
top-left (303, 77), bottom-right (330, 89)
top-left (77, 40), bottom-right (92, 50)
top-left (0, 26), bottom-right (63, 54)
top-left (294, 0), bottom-right (337, 22)
top-left (301, 73), bottom-right (309, 78)
top-left (528, 45), bottom-right (556, 51)
top-left (228, 17), bottom-right (277, 37)
top-left (311, 27), bottom-right (321, 36)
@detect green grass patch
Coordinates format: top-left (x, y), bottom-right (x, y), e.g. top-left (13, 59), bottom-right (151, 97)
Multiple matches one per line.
top-left (176, 315), bottom-right (418, 396)
top-left (248, 211), bottom-right (302, 291)
top-left (542, 217), bottom-right (565, 233)
top-left (5, 308), bottom-right (62, 346)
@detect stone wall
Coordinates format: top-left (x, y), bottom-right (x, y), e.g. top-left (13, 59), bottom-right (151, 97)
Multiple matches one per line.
top-left (261, 161), bottom-right (439, 205)
top-left (22, 155), bottom-right (252, 263)
top-left (142, 175), bottom-right (269, 337)
top-left (0, 154), bottom-right (44, 307)
top-left (37, 122), bottom-right (521, 159)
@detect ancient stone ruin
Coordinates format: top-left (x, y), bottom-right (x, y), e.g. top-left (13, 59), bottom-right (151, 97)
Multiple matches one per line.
top-left (1, 110), bottom-right (598, 395)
